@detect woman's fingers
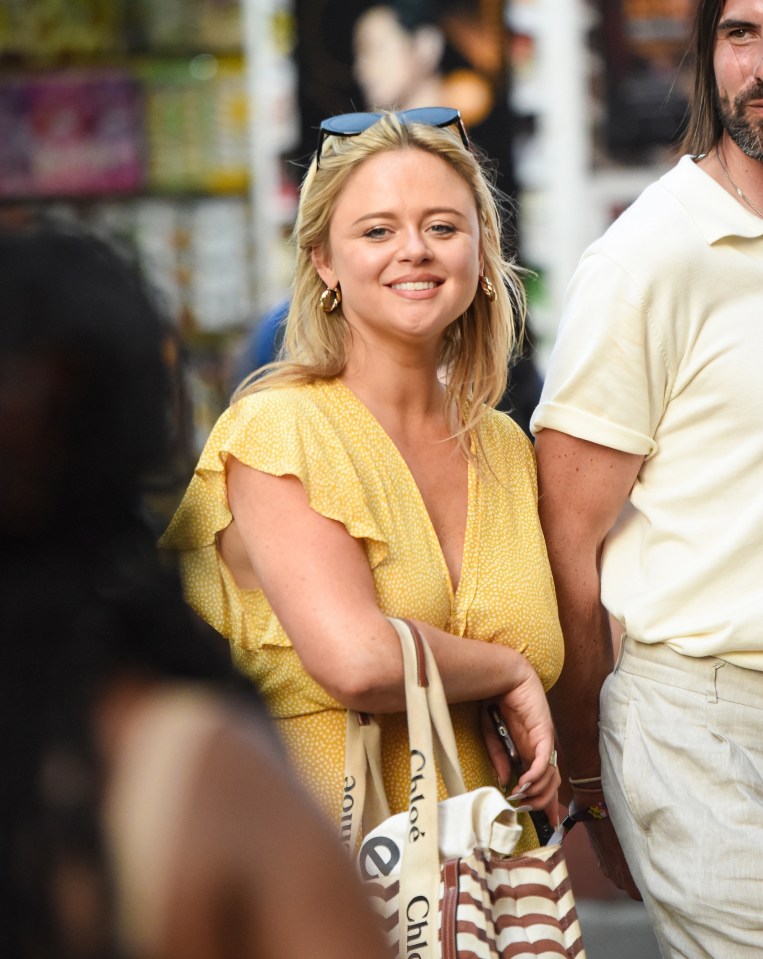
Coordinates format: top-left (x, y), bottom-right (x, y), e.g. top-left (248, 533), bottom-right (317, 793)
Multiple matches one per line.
top-left (521, 740), bottom-right (559, 790)
top-left (488, 665), bottom-right (559, 819)
top-left (513, 740), bottom-right (560, 818)
top-left (479, 703), bottom-right (513, 788)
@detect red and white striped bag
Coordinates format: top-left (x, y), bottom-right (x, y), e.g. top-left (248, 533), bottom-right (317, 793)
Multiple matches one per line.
top-left (344, 618), bottom-right (585, 959)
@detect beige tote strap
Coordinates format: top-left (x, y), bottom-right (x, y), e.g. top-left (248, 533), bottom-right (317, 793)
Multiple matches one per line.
top-left (343, 709), bottom-right (389, 852)
top-left (344, 618), bottom-right (468, 844)
top-left (390, 618), bottom-right (466, 797)
top-left (345, 618), bottom-right (472, 958)
top-left (394, 617), bottom-right (447, 959)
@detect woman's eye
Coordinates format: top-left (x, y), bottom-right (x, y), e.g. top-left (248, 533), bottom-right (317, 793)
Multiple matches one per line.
top-left (430, 223), bottom-right (456, 235)
top-left (363, 226), bottom-right (390, 239)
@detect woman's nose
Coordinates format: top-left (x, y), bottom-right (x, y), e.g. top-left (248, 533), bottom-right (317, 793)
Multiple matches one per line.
top-left (397, 227), bottom-right (432, 261)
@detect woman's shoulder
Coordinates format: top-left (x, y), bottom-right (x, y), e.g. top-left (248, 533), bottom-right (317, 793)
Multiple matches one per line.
top-left (474, 408), bottom-right (536, 488)
top-left (211, 380), bottom-right (346, 449)
top-left (478, 407), bottom-right (533, 455)
top-left (230, 379), bottom-right (335, 419)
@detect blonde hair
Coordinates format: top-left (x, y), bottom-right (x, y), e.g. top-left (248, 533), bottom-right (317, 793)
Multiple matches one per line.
top-left (234, 113), bottom-right (527, 456)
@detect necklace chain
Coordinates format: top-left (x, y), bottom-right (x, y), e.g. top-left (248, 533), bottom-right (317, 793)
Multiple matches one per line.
top-left (716, 148), bottom-right (763, 219)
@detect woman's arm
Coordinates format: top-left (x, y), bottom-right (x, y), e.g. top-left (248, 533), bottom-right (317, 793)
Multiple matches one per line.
top-left (225, 457), bottom-right (558, 812)
top-left (227, 458), bottom-right (529, 708)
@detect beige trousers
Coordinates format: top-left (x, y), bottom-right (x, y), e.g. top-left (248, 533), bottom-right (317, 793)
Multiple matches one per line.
top-left (600, 637), bottom-right (763, 959)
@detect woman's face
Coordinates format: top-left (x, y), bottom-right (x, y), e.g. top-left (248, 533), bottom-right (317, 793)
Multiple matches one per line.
top-left (312, 147), bottom-right (481, 357)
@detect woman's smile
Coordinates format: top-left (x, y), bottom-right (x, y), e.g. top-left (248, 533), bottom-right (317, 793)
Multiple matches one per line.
top-left (388, 275), bottom-right (443, 294)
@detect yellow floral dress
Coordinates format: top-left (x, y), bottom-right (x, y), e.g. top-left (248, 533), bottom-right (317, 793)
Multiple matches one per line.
top-left (160, 378), bottom-right (563, 852)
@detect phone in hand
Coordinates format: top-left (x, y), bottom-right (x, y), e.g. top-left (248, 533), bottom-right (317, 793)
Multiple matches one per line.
top-left (487, 704), bottom-right (555, 846)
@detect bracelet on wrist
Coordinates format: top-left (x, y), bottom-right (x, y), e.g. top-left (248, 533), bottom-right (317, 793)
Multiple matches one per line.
top-left (568, 775), bottom-right (602, 787)
top-left (570, 783), bottom-right (605, 795)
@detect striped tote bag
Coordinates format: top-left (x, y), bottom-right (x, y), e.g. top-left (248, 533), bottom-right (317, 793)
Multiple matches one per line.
top-left (344, 618), bottom-right (585, 959)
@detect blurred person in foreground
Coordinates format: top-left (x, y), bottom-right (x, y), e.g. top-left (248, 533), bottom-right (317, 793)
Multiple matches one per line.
top-left (532, 0), bottom-right (763, 954)
top-left (0, 227), bottom-right (390, 959)
top-left (161, 109), bottom-right (564, 853)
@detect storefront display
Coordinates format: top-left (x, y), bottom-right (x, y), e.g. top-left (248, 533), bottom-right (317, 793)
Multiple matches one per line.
top-left (0, 0), bottom-right (284, 465)
top-left (0, 0), bottom-right (698, 429)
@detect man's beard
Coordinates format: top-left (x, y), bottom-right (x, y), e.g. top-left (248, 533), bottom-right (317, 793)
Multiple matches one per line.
top-left (716, 81), bottom-right (763, 160)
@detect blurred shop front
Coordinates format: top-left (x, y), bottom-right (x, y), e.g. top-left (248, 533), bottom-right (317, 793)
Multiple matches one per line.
top-left (0, 0), bottom-right (697, 441)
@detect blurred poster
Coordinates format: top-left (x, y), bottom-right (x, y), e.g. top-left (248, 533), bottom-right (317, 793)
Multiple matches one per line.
top-left (0, 71), bottom-right (144, 198)
top-left (599, 0), bottom-right (696, 160)
top-left (292, 0), bottom-right (519, 250)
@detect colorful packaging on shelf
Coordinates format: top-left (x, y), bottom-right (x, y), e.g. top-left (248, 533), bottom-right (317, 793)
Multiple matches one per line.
top-left (0, 71), bottom-right (144, 198)
top-left (140, 57), bottom-right (248, 195)
top-left (0, 0), bottom-right (124, 58)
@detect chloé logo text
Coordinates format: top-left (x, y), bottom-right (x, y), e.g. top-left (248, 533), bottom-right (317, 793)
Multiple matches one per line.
top-left (409, 749), bottom-right (427, 843)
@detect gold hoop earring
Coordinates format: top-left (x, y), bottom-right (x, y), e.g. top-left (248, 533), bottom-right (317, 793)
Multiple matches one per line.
top-left (479, 274), bottom-right (496, 303)
top-left (320, 285), bottom-right (342, 313)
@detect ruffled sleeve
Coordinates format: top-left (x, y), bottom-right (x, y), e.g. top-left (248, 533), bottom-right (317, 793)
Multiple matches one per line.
top-left (159, 383), bottom-right (389, 649)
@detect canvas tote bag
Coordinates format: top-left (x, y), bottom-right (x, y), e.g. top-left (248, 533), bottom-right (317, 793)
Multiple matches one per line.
top-left (343, 617), bottom-right (585, 959)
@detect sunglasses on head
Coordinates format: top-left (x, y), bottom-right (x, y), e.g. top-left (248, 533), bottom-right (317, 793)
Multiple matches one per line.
top-left (315, 107), bottom-right (469, 168)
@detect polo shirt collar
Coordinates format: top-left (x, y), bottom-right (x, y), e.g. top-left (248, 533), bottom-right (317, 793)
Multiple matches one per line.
top-left (663, 153), bottom-right (763, 244)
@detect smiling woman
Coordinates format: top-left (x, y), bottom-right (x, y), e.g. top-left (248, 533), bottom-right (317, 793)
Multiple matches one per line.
top-left (310, 149), bottom-right (481, 361)
top-left (160, 111), bottom-right (564, 856)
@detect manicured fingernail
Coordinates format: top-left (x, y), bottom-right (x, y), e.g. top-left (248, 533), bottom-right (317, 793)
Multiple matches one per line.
top-left (516, 804), bottom-right (534, 813)
top-left (507, 782), bottom-right (531, 801)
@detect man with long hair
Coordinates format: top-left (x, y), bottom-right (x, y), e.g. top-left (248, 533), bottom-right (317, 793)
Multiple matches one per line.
top-left (531, 0), bottom-right (763, 955)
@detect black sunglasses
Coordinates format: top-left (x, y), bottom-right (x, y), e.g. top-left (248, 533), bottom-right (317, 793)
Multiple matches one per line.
top-left (315, 107), bottom-right (469, 168)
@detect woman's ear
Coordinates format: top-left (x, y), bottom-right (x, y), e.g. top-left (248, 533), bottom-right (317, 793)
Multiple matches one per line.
top-left (310, 247), bottom-right (337, 290)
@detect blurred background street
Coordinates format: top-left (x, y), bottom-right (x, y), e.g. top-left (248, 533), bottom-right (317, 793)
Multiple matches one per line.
top-left (0, 0), bottom-right (696, 458)
top-left (1, 3), bottom-right (696, 952)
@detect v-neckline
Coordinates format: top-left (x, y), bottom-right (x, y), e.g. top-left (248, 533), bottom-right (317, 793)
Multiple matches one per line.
top-left (332, 378), bottom-right (475, 600)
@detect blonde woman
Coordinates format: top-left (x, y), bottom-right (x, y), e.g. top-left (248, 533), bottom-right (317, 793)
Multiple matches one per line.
top-left (161, 109), bottom-right (563, 851)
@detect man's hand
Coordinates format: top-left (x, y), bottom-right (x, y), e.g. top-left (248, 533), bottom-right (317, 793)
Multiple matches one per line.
top-left (584, 817), bottom-right (642, 900)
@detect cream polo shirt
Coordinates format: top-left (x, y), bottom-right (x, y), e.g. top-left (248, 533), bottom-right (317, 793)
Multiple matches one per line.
top-left (532, 155), bottom-right (763, 668)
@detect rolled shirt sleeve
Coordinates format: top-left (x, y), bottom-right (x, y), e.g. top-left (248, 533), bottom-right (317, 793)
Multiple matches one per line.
top-left (531, 247), bottom-right (671, 458)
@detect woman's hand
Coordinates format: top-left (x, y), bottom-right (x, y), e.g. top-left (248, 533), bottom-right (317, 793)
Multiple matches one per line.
top-left (481, 661), bottom-right (559, 824)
